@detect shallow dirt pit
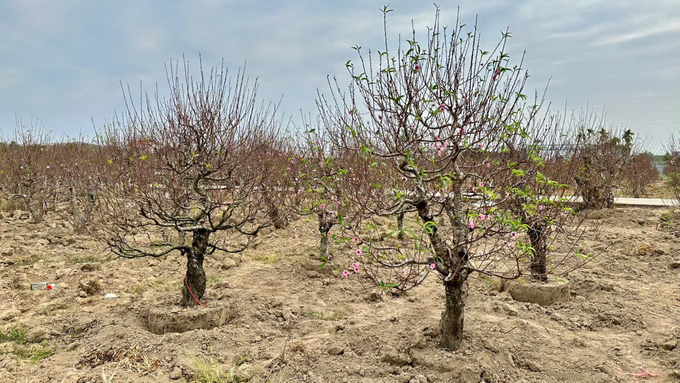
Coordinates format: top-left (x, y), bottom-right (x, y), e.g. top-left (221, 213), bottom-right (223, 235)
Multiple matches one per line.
top-left (144, 301), bottom-right (237, 335)
top-left (1, 206), bottom-right (680, 382)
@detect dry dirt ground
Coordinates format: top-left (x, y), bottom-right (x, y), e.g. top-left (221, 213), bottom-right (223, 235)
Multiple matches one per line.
top-left (1, 206), bottom-right (680, 383)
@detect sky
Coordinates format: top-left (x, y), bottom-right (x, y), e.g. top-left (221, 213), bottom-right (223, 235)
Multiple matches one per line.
top-left (1, 0), bottom-right (678, 153)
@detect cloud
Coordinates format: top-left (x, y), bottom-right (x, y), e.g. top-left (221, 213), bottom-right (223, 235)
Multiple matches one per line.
top-left (0, 0), bottom-right (678, 152)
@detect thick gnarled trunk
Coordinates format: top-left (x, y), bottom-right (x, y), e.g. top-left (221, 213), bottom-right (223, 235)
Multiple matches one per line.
top-left (27, 196), bottom-right (45, 224)
top-left (318, 212), bottom-right (334, 260)
top-left (413, 186), bottom-right (468, 350)
top-left (182, 229), bottom-right (209, 307)
top-left (441, 277), bottom-right (466, 350)
top-left (397, 211), bottom-right (405, 240)
top-left (528, 223), bottom-right (548, 282)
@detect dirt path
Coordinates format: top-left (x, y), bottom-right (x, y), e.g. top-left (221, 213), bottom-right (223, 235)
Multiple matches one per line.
top-left (0, 207), bottom-right (679, 382)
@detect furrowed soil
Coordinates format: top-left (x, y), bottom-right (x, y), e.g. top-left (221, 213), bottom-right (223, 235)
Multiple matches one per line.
top-left (1, 206), bottom-right (679, 382)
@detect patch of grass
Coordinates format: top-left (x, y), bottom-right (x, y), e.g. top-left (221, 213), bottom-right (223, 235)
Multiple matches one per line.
top-left (206, 276), bottom-right (220, 286)
top-left (152, 278), bottom-right (182, 293)
top-left (0, 327), bottom-right (27, 343)
top-left (191, 357), bottom-right (247, 383)
top-left (252, 253), bottom-right (281, 264)
top-left (39, 303), bottom-right (71, 317)
top-left (12, 254), bottom-right (46, 267)
top-left (67, 254), bottom-right (110, 265)
top-left (233, 352), bottom-right (253, 366)
top-left (12, 344), bottom-right (53, 363)
top-left (303, 309), bottom-right (342, 321)
top-left (133, 285), bottom-right (145, 295)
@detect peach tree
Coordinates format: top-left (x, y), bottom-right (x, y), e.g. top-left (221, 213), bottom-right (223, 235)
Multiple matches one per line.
top-left (91, 57), bottom-right (292, 306)
top-left (318, 7), bottom-right (585, 349)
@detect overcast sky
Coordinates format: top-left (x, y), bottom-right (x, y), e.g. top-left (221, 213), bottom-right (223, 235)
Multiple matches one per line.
top-left (1, 0), bottom-right (678, 152)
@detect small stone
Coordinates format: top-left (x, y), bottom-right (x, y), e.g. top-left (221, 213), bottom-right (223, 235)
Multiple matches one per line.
top-left (78, 290), bottom-right (88, 298)
top-left (367, 292), bottom-right (383, 302)
top-left (503, 304), bottom-right (518, 317)
top-left (169, 367), bottom-right (182, 380)
top-left (423, 327), bottom-right (439, 338)
top-left (661, 340), bottom-right (678, 351)
top-left (328, 345), bottom-right (345, 355)
top-left (524, 360), bottom-right (542, 372)
top-left (414, 374), bottom-right (428, 383)
top-left (220, 258), bottom-right (237, 270)
top-left (282, 308), bottom-right (294, 321)
top-left (383, 347), bottom-right (410, 366)
top-left (25, 327), bottom-right (50, 343)
top-left (670, 260), bottom-right (680, 269)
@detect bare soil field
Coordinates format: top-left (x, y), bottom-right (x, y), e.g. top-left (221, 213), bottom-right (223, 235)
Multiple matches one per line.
top-left (1, 206), bottom-right (679, 383)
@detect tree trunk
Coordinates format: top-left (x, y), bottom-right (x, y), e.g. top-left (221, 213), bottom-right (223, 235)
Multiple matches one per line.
top-left (318, 212), bottom-right (333, 260)
top-left (181, 229), bottom-right (209, 307)
top-left (414, 190), bottom-right (468, 350)
top-left (441, 277), bottom-right (466, 350)
top-left (70, 187), bottom-right (85, 233)
top-left (397, 211), bottom-right (405, 240)
top-left (264, 189), bottom-right (286, 229)
top-left (27, 196), bottom-right (44, 224)
top-left (528, 223), bottom-right (548, 282)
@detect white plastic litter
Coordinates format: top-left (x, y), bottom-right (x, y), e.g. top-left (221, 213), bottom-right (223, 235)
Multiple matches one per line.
top-left (105, 293), bottom-right (118, 299)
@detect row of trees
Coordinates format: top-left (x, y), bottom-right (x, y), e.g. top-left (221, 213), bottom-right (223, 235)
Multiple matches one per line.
top-left (0, 8), bottom-right (666, 350)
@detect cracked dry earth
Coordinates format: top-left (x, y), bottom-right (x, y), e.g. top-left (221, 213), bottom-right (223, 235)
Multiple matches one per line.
top-left (0, 206), bottom-right (679, 382)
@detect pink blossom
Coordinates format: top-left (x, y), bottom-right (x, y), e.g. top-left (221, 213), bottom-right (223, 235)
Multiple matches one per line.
top-left (320, 204), bottom-right (325, 210)
top-left (402, 176), bottom-right (407, 182)
top-left (439, 104), bottom-right (446, 112)
top-left (429, 264), bottom-right (436, 269)
top-left (478, 144), bottom-right (483, 149)
top-left (511, 232), bottom-right (517, 238)
top-left (538, 205), bottom-right (544, 211)
top-left (472, 187), bottom-right (477, 193)
top-left (414, 64), bottom-right (420, 71)
top-left (443, 141), bottom-right (448, 148)
top-left (343, 270), bottom-right (350, 277)
top-left (356, 249), bottom-right (362, 256)
top-left (353, 266), bottom-right (360, 273)
top-left (503, 240), bottom-right (508, 246)
top-left (469, 217), bottom-right (475, 229)
top-left (353, 236), bottom-right (359, 243)
top-left (353, 262), bottom-right (361, 268)
top-left (479, 213), bottom-right (486, 220)
top-left (437, 149), bottom-right (442, 157)
top-left (479, 182), bottom-right (484, 187)
top-left (403, 268), bottom-right (408, 276)
top-left (486, 162), bottom-right (491, 168)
